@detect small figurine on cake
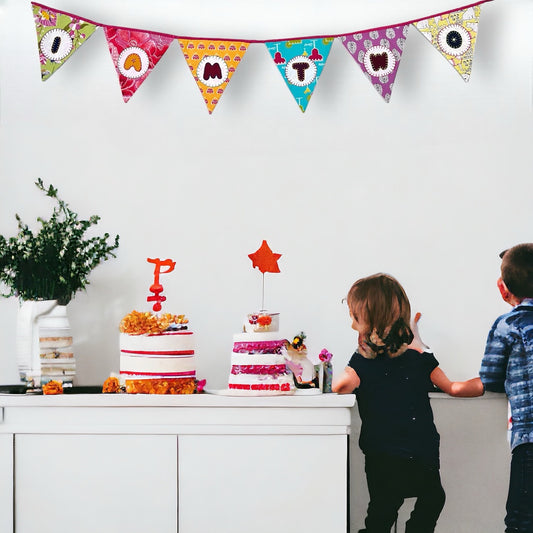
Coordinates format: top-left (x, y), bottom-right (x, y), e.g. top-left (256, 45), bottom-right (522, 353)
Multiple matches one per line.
top-left (118, 257), bottom-right (202, 394)
top-left (283, 332), bottom-right (320, 390)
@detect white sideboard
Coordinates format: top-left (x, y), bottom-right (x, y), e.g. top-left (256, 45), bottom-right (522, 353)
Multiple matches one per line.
top-left (0, 393), bottom-right (354, 533)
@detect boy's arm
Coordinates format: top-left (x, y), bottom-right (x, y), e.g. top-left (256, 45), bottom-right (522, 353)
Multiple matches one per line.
top-left (479, 318), bottom-right (510, 393)
top-left (430, 367), bottom-right (484, 397)
top-left (332, 366), bottom-right (360, 394)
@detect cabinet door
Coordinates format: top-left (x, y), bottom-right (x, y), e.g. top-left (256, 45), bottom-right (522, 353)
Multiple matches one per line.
top-left (15, 434), bottom-right (177, 533)
top-left (178, 434), bottom-right (347, 533)
top-left (0, 434), bottom-right (13, 533)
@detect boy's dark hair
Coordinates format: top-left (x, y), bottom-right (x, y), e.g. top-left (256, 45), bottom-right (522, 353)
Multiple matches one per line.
top-left (500, 243), bottom-right (533, 298)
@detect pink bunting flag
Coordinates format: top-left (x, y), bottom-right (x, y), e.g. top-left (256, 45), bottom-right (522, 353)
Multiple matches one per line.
top-left (339, 25), bottom-right (410, 103)
top-left (104, 27), bottom-right (174, 102)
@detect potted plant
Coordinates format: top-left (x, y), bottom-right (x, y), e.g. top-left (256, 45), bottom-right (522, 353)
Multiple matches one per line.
top-left (0, 179), bottom-right (120, 387)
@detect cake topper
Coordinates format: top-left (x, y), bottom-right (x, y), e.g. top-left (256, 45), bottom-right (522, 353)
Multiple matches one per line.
top-left (146, 257), bottom-right (175, 312)
top-left (248, 240), bottom-right (281, 310)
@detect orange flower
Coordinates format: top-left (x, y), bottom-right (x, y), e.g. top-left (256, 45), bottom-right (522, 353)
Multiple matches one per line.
top-left (102, 376), bottom-right (121, 393)
top-left (42, 380), bottom-right (63, 395)
top-left (119, 310), bottom-right (188, 335)
top-left (257, 315), bottom-right (272, 327)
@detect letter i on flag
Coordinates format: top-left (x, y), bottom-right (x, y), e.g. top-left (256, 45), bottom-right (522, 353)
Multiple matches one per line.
top-left (266, 38), bottom-right (334, 112)
top-left (104, 28), bottom-right (174, 102)
top-left (178, 39), bottom-right (249, 114)
top-left (413, 5), bottom-right (481, 81)
top-left (339, 25), bottom-right (410, 103)
top-left (32, 3), bottom-right (97, 81)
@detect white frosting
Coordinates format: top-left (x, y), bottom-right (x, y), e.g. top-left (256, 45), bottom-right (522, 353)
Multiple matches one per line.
top-left (120, 330), bottom-right (195, 378)
top-left (230, 353), bottom-right (286, 366)
top-left (120, 331), bottom-right (195, 354)
top-left (120, 354), bottom-right (195, 375)
top-left (233, 331), bottom-right (283, 343)
top-left (228, 373), bottom-right (293, 387)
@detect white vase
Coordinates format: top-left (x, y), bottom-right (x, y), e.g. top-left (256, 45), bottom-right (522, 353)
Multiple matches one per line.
top-left (16, 300), bottom-right (75, 387)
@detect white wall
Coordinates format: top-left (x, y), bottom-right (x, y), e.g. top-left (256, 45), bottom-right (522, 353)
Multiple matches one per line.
top-left (0, 0), bottom-right (531, 388)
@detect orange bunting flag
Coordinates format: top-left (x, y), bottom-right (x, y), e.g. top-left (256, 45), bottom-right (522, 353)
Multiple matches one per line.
top-left (413, 5), bottom-right (481, 82)
top-left (32, 2), bottom-right (98, 81)
top-left (178, 39), bottom-right (249, 113)
top-left (104, 27), bottom-right (174, 102)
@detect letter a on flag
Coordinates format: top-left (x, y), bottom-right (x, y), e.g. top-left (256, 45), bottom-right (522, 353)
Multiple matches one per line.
top-left (104, 27), bottom-right (174, 102)
top-left (266, 38), bottom-right (334, 112)
top-left (413, 6), bottom-right (481, 82)
top-left (32, 3), bottom-right (97, 81)
top-left (178, 39), bottom-right (249, 114)
top-left (339, 25), bottom-right (410, 103)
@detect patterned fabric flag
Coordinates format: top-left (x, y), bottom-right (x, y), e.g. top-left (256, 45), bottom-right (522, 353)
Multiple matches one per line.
top-left (339, 25), bottom-right (409, 103)
top-left (32, 3), bottom-right (97, 81)
top-left (413, 5), bottom-right (481, 82)
top-left (178, 39), bottom-right (249, 114)
top-left (104, 28), bottom-right (174, 102)
top-left (265, 38), bottom-right (334, 112)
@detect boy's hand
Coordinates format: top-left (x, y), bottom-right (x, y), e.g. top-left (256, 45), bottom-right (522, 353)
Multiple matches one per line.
top-left (409, 312), bottom-right (430, 353)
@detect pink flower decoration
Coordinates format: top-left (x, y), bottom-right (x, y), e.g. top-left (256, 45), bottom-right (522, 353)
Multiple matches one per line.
top-left (319, 349), bottom-right (333, 362)
top-left (35, 9), bottom-right (57, 27)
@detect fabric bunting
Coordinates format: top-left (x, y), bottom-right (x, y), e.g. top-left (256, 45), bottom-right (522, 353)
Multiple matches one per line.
top-left (29, 1), bottom-right (492, 109)
top-left (178, 39), bottom-right (249, 114)
top-left (339, 25), bottom-right (410, 103)
top-left (32, 3), bottom-right (97, 81)
top-left (105, 28), bottom-right (174, 102)
top-left (413, 6), bottom-right (481, 82)
top-left (265, 38), bottom-right (334, 112)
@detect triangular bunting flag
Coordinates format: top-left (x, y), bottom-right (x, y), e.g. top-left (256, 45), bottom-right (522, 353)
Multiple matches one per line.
top-left (339, 25), bottom-right (410, 103)
top-left (266, 38), bottom-right (334, 112)
top-left (178, 39), bottom-right (249, 114)
top-left (32, 3), bottom-right (97, 81)
top-left (413, 6), bottom-right (481, 82)
top-left (104, 28), bottom-right (174, 103)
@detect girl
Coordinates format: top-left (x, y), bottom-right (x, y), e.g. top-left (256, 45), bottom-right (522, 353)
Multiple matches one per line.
top-left (333, 273), bottom-right (482, 533)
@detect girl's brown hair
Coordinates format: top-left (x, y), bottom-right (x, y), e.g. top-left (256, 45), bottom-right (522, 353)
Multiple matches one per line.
top-left (347, 273), bottom-right (414, 359)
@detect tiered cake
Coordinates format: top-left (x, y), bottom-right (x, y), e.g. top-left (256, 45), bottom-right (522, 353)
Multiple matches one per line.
top-left (119, 311), bottom-right (196, 394)
top-left (228, 311), bottom-right (293, 395)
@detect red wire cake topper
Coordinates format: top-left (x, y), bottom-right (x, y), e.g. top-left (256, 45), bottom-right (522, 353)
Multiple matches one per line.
top-left (146, 257), bottom-right (176, 312)
top-left (248, 240), bottom-right (281, 310)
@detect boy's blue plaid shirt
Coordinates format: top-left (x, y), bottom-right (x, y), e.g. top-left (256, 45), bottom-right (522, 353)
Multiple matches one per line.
top-left (480, 298), bottom-right (533, 450)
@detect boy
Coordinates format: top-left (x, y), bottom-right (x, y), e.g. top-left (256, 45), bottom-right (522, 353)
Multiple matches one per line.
top-left (480, 243), bottom-right (533, 533)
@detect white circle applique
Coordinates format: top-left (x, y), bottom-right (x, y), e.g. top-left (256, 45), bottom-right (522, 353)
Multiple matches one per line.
top-left (40, 29), bottom-right (73, 61)
top-left (118, 47), bottom-right (150, 79)
top-left (197, 56), bottom-right (229, 87)
top-left (363, 46), bottom-right (396, 77)
top-left (285, 56), bottom-right (317, 87)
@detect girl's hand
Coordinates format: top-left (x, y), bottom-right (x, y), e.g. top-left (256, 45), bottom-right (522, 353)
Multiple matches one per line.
top-left (408, 312), bottom-right (430, 353)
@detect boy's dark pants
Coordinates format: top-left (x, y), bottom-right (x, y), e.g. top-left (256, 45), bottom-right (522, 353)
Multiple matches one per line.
top-left (505, 443), bottom-right (533, 533)
top-left (359, 454), bottom-right (445, 533)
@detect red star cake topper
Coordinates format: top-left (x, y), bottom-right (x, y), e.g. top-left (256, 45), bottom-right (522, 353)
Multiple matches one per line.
top-left (248, 240), bottom-right (281, 311)
top-left (248, 240), bottom-right (282, 273)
